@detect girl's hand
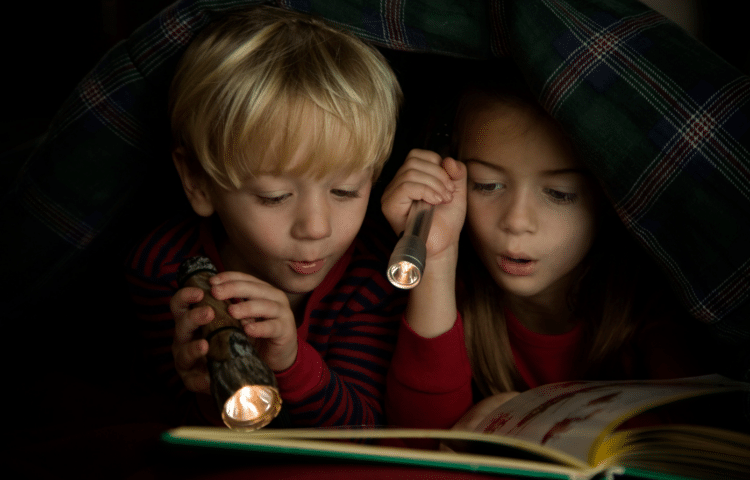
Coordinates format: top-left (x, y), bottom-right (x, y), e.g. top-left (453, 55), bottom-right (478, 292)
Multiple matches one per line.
top-left (170, 286), bottom-right (213, 394)
top-left (209, 271), bottom-right (299, 372)
top-left (381, 149), bottom-right (467, 260)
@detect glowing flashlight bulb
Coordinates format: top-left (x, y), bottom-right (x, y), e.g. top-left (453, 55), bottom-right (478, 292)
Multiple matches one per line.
top-left (222, 385), bottom-right (282, 430)
top-left (387, 260), bottom-right (421, 289)
top-left (387, 201), bottom-right (434, 289)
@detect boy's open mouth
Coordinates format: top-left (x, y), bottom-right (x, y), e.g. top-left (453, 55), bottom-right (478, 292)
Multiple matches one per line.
top-left (290, 259), bottom-right (325, 275)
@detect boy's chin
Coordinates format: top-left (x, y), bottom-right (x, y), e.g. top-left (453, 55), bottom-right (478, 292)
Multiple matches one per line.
top-left (279, 276), bottom-right (326, 295)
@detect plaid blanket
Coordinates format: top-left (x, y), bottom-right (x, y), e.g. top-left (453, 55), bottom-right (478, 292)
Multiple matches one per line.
top-left (3, 0), bottom-right (748, 380)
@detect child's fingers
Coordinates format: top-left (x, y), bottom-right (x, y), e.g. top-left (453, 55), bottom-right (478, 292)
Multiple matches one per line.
top-left (173, 339), bottom-right (209, 371)
top-left (172, 339), bottom-right (211, 394)
top-left (407, 148), bottom-right (447, 168)
top-left (384, 179), bottom-right (451, 213)
top-left (244, 317), bottom-right (299, 372)
top-left (242, 317), bottom-right (288, 340)
top-left (442, 157), bottom-right (467, 182)
top-left (228, 297), bottom-right (288, 322)
top-left (209, 270), bottom-right (263, 285)
top-left (170, 286), bottom-right (204, 315)
top-left (209, 276), bottom-right (288, 305)
top-left (173, 304), bottom-right (214, 344)
top-left (401, 150), bottom-right (456, 193)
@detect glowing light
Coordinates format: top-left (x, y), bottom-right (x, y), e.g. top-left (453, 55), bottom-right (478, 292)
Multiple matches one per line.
top-left (222, 385), bottom-right (282, 430)
top-left (388, 261), bottom-right (421, 289)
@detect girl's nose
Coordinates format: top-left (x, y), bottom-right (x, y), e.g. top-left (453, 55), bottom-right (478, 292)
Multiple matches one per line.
top-left (291, 197), bottom-right (332, 240)
top-left (499, 190), bottom-right (536, 235)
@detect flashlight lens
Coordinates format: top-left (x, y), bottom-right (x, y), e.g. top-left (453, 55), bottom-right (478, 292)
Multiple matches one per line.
top-left (222, 385), bottom-right (282, 430)
top-left (387, 261), bottom-right (421, 289)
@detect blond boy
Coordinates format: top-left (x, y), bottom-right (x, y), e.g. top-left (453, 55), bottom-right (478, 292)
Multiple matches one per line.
top-left (125, 5), bottom-right (404, 427)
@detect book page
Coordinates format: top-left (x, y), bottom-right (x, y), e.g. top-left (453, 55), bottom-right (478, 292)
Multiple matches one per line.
top-left (164, 426), bottom-right (598, 479)
top-left (472, 375), bottom-right (749, 465)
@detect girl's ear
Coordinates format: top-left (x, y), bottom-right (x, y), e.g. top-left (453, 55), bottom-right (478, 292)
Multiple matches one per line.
top-left (172, 148), bottom-right (215, 217)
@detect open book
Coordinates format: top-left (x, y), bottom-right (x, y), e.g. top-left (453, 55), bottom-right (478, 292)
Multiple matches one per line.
top-left (163, 375), bottom-right (750, 480)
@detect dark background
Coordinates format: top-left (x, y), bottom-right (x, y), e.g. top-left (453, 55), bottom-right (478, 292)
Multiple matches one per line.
top-left (1, 1), bottom-right (748, 477)
top-left (2, 0), bottom-right (749, 156)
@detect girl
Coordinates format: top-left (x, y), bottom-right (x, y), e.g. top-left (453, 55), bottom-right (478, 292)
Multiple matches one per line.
top-left (381, 62), bottom-right (712, 431)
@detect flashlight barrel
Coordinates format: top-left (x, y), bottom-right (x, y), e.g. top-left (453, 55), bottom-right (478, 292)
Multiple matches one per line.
top-left (177, 256), bottom-right (282, 430)
top-left (387, 201), bottom-right (434, 289)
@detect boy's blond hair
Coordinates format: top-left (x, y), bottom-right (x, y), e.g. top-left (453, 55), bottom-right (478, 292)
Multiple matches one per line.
top-left (170, 6), bottom-right (402, 189)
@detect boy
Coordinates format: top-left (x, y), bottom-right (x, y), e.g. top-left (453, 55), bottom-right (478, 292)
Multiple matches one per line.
top-left (125, 5), bottom-right (405, 427)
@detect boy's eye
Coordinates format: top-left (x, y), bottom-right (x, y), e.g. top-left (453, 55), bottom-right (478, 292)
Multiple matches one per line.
top-left (544, 188), bottom-right (577, 204)
top-left (257, 193), bottom-right (291, 205)
top-left (331, 188), bottom-right (361, 199)
top-left (472, 182), bottom-right (504, 193)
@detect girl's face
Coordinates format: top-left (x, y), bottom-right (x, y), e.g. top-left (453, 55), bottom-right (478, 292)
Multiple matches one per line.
top-left (458, 100), bottom-right (599, 310)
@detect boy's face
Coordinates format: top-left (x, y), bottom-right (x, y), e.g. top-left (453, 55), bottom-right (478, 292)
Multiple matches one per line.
top-left (458, 101), bottom-right (598, 311)
top-left (204, 166), bottom-right (372, 296)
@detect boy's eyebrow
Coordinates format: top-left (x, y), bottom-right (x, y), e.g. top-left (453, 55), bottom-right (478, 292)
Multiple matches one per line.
top-left (465, 158), bottom-right (588, 176)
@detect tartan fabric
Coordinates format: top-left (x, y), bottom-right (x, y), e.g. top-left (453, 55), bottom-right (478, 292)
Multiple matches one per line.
top-left (3, 0), bottom-right (748, 379)
top-left (498, 0), bottom-right (750, 380)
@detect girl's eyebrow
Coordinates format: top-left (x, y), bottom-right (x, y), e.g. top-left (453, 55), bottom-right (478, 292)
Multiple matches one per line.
top-left (465, 159), bottom-right (588, 177)
top-left (541, 167), bottom-right (588, 177)
top-left (464, 158), bottom-right (504, 171)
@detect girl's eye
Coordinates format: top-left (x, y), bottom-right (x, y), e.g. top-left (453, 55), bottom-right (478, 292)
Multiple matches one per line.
top-left (472, 182), bottom-right (504, 194)
top-left (545, 188), bottom-right (577, 204)
top-left (331, 189), bottom-right (360, 199)
top-left (257, 193), bottom-right (291, 205)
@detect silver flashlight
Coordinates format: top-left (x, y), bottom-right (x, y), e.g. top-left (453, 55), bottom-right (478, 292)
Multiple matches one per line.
top-left (387, 200), bottom-right (435, 289)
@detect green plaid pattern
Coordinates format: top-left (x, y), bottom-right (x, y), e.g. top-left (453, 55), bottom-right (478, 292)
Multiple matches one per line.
top-left (3, 0), bottom-right (748, 379)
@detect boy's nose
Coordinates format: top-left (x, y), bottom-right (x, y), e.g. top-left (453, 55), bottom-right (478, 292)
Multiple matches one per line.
top-left (499, 191), bottom-right (536, 234)
top-left (292, 198), bottom-right (332, 240)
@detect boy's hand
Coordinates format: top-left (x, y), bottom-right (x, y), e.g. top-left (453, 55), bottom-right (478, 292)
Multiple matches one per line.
top-left (209, 271), bottom-right (299, 372)
top-left (381, 149), bottom-right (467, 260)
top-left (170, 286), bottom-right (213, 395)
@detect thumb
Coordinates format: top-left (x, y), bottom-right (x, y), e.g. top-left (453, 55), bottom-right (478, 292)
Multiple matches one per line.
top-left (442, 157), bottom-right (466, 182)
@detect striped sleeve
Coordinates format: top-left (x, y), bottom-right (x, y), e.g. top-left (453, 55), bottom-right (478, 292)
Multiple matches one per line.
top-left (123, 215), bottom-right (206, 397)
top-left (276, 217), bottom-right (407, 427)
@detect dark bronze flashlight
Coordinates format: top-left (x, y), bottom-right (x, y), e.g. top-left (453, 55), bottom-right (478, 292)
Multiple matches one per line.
top-left (177, 256), bottom-right (282, 430)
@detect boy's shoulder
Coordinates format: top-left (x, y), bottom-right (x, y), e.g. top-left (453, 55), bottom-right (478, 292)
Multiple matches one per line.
top-left (317, 212), bottom-right (407, 312)
top-left (124, 212), bottom-right (212, 282)
top-left (346, 212), bottom-right (400, 274)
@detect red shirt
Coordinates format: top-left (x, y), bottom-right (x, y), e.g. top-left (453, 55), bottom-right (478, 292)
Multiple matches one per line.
top-left (506, 309), bottom-right (585, 388)
top-left (386, 307), bottom-right (709, 433)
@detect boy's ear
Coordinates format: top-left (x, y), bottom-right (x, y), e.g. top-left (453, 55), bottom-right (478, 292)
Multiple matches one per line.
top-left (172, 148), bottom-right (215, 217)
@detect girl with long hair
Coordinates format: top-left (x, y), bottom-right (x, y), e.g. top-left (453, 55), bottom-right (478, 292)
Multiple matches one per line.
top-left (381, 62), bottom-right (712, 431)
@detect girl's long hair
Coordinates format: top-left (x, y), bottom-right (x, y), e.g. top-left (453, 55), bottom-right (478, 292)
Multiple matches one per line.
top-left (453, 62), bottom-right (682, 397)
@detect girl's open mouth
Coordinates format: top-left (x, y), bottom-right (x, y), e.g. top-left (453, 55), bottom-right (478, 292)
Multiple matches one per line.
top-left (499, 256), bottom-right (535, 276)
